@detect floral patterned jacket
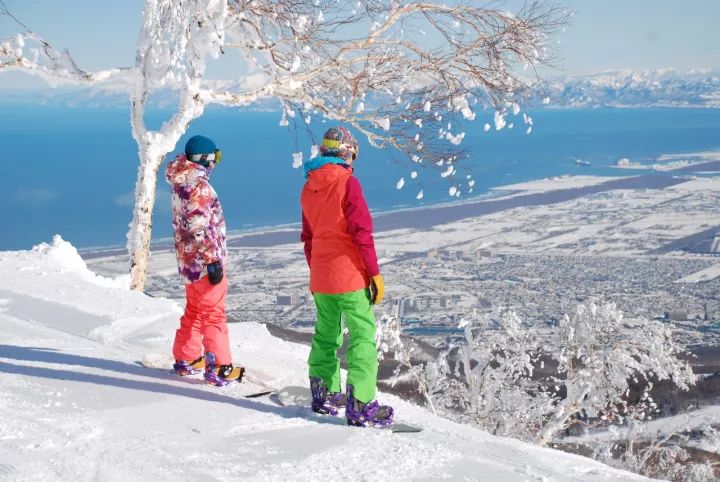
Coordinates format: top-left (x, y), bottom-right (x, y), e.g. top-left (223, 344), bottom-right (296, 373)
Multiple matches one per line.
top-left (165, 153), bottom-right (227, 284)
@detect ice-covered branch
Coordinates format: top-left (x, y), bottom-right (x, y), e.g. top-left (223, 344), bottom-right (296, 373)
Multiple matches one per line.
top-left (0, 32), bottom-right (136, 88)
top-left (219, 1), bottom-right (567, 190)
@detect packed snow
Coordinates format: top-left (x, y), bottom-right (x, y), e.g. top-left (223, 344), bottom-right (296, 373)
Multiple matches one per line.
top-left (0, 237), bottom-right (648, 481)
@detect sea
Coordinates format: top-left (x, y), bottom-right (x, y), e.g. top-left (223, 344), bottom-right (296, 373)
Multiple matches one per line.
top-left (1, 105), bottom-right (719, 250)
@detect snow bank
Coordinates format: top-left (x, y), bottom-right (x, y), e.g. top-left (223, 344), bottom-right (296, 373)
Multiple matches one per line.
top-left (31, 235), bottom-right (130, 289)
top-left (0, 235), bottom-right (180, 343)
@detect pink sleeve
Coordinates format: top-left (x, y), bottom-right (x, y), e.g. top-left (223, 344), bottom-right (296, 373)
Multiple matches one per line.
top-left (300, 212), bottom-right (312, 267)
top-left (344, 176), bottom-right (380, 277)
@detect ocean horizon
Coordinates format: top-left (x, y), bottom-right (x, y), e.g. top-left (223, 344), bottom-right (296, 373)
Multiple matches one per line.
top-left (2, 104), bottom-right (720, 251)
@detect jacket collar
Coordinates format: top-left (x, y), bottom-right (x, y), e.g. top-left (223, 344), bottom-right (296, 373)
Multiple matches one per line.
top-left (303, 156), bottom-right (351, 179)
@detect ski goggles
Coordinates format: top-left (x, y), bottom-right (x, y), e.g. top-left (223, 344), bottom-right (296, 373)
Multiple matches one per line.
top-left (321, 139), bottom-right (358, 159)
top-left (189, 149), bottom-right (222, 166)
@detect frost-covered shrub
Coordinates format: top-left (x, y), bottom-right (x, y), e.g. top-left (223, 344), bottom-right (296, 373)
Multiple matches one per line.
top-left (384, 302), bottom-right (695, 444)
top-left (593, 421), bottom-right (719, 481)
top-left (377, 314), bottom-right (436, 414)
top-left (424, 310), bottom-right (556, 440)
top-left (378, 302), bottom-right (707, 476)
top-left (538, 302), bottom-right (696, 445)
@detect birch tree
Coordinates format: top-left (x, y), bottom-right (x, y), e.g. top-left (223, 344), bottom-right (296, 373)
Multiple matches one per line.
top-left (1, 0), bottom-right (566, 290)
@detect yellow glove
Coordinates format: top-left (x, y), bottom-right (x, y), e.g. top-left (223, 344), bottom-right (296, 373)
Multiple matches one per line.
top-left (370, 274), bottom-right (385, 305)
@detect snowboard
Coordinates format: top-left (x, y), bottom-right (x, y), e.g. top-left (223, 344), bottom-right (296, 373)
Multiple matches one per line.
top-left (138, 354), bottom-right (273, 398)
top-left (275, 386), bottom-right (423, 433)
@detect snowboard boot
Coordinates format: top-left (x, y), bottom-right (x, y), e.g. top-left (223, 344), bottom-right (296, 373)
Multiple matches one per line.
top-left (345, 385), bottom-right (394, 427)
top-left (203, 352), bottom-right (245, 387)
top-left (310, 376), bottom-right (347, 415)
top-left (173, 356), bottom-right (205, 376)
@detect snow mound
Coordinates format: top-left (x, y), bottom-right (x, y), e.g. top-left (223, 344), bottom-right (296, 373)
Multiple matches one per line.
top-left (0, 236), bottom-right (180, 343)
top-left (31, 234), bottom-right (130, 289)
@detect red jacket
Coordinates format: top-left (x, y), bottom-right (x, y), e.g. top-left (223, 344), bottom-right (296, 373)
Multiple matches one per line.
top-left (301, 163), bottom-right (379, 294)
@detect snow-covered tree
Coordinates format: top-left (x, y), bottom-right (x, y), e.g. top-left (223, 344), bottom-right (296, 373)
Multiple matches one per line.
top-left (416, 302), bottom-right (696, 446)
top-left (424, 310), bottom-right (554, 439)
top-left (1, 1), bottom-right (566, 290)
top-left (536, 302), bottom-right (696, 446)
top-left (593, 420), bottom-right (719, 481)
top-left (377, 313), bottom-right (437, 414)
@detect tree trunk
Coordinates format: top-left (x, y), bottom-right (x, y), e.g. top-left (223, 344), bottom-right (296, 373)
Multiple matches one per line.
top-left (128, 147), bottom-right (166, 291)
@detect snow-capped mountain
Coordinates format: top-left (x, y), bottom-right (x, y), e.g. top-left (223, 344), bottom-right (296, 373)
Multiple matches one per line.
top-left (5, 69), bottom-right (719, 110)
top-left (536, 69), bottom-right (720, 108)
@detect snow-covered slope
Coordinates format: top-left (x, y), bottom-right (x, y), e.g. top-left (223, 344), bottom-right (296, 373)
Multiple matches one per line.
top-left (0, 237), bottom-right (649, 481)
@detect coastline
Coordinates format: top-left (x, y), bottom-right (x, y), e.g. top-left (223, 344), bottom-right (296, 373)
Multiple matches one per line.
top-left (78, 158), bottom-right (720, 259)
top-left (223, 173), bottom-right (688, 248)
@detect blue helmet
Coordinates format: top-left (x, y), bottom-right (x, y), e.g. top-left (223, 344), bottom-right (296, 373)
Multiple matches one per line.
top-left (185, 135), bottom-right (221, 167)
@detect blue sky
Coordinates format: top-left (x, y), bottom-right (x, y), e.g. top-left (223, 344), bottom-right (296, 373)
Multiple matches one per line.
top-left (0, 0), bottom-right (718, 89)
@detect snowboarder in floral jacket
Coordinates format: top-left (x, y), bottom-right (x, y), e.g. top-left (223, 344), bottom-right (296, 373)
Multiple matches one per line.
top-left (301, 126), bottom-right (393, 426)
top-left (165, 135), bottom-right (243, 386)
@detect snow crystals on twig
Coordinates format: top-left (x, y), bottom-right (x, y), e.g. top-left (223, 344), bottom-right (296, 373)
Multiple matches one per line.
top-left (494, 111), bottom-right (507, 131)
top-left (441, 165), bottom-right (454, 178)
top-left (375, 117), bottom-right (390, 131)
top-left (444, 131), bottom-right (465, 145)
top-left (451, 96), bottom-right (476, 120)
top-left (292, 152), bottom-right (303, 169)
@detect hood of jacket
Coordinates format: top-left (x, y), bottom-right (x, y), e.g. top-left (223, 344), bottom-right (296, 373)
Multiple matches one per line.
top-left (304, 156), bottom-right (351, 177)
top-left (165, 153), bottom-right (211, 187)
top-left (303, 158), bottom-right (353, 191)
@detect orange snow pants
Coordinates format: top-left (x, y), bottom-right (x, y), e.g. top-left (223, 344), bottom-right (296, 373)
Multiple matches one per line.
top-left (172, 275), bottom-right (232, 365)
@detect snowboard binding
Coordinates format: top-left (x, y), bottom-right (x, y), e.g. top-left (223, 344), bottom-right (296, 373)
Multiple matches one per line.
top-left (173, 356), bottom-right (205, 376)
top-left (203, 352), bottom-right (245, 387)
top-left (345, 385), bottom-right (393, 427)
top-left (310, 376), bottom-right (347, 415)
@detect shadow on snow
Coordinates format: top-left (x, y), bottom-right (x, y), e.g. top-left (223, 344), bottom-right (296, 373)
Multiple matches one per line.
top-left (0, 344), bottom-right (342, 427)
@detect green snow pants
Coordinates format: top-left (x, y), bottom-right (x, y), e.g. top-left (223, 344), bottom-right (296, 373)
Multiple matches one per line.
top-left (308, 288), bottom-right (378, 403)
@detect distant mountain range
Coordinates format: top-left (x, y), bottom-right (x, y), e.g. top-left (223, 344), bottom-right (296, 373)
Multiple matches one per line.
top-left (534, 69), bottom-right (720, 108)
top-left (3, 69), bottom-right (719, 110)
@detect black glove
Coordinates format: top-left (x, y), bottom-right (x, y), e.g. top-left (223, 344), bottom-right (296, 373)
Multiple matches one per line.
top-left (207, 261), bottom-right (223, 285)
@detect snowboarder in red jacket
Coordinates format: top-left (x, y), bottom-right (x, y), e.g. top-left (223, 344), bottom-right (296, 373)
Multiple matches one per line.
top-left (301, 126), bottom-right (393, 426)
